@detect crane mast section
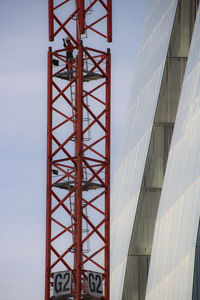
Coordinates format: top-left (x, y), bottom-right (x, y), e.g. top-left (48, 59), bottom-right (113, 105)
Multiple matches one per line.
top-left (46, 1), bottom-right (112, 299)
top-left (48, 0), bottom-right (112, 42)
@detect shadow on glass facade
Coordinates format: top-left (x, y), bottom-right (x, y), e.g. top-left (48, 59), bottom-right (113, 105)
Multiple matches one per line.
top-left (192, 220), bottom-right (200, 300)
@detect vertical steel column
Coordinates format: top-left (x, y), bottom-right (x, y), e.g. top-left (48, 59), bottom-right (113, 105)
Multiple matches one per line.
top-left (48, 0), bottom-right (54, 41)
top-left (107, 0), bottom-right (112, 42)
top-left (76, 0), bottom-right (85, 34)
top-left (75, 41), bottom-right (83, 300)
top-left (105, 48), bottom-right (111, 299)
top-left (45, 47), bottom-right (52, 300)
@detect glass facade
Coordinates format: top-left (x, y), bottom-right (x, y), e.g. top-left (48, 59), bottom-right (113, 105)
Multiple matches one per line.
top-left (192, 220), bottom-right (200, 299)
top-left (110, 1), bottom-right (179, 299)
top-left (146, 5), bottom-right (200, 300)
top-left (121, 0), bottom-right (197, 299)
top-left (111, 0), bottom-right (200, 299)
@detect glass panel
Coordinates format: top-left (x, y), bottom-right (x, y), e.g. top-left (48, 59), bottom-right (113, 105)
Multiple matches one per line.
top-left (192, 219), bottom-right (200, 300)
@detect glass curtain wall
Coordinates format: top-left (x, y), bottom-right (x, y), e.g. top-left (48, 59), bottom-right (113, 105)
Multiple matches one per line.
top-left (110, 1), bottom-right (179, 299)
top-left (146, 3), bottom-right (200, 300)
top-left (121, 0), bottom-right (197, 299)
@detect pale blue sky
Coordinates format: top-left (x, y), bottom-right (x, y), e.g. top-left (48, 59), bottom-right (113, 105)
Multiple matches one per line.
top-left (0, 1), bottom-right (148, 299)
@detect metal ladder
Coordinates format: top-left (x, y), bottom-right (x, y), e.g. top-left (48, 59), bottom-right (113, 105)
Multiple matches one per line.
top-left (68, 58), bottom-right (91, 253)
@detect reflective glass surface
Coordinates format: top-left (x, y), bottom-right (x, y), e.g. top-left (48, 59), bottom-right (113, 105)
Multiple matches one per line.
top-left (110, 0), bottom-right (178, 299)
top-left (146, 7), bottom-right (200, 300)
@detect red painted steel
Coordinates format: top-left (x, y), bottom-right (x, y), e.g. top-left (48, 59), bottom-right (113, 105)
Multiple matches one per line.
top-left (105, 48), bottom-right (110, 299)
top-left (46, 1), bottom-right (111, 299)
top-left (45, 48), bottom-right (53, 300)
top-left (75, 41), bottom-right (83, 300)
top-left (48, 0), bottom-right (112, 42)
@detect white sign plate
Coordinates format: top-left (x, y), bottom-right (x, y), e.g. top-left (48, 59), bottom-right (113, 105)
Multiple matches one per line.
top-left (87, 271), bottom-right (103, 297)
top-left (53, 270), bottom-right (72, 297)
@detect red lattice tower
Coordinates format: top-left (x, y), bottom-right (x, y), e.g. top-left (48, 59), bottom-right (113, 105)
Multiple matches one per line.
top-left (46, 1), bottom-right (112, 299)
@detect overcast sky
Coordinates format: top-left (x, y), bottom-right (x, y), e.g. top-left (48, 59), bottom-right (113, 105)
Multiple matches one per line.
top-left (0, 1), bottom-right (148, 299)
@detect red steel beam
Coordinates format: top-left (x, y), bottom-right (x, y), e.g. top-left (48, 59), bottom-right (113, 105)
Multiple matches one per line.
top-left (105, 48), bottom-right (111, 299)
top-left (107, 0), bottom-right (112, 42)
top-left (45, 47), bottom-right (52, 300)
top-left (48, 0), bottom-right (54, 41)
top-left (75, 41), bottom-right (83, 300)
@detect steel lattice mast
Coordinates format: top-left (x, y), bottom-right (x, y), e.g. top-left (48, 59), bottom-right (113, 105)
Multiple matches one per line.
top-left (45, 1), bottom-right (112, 299)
